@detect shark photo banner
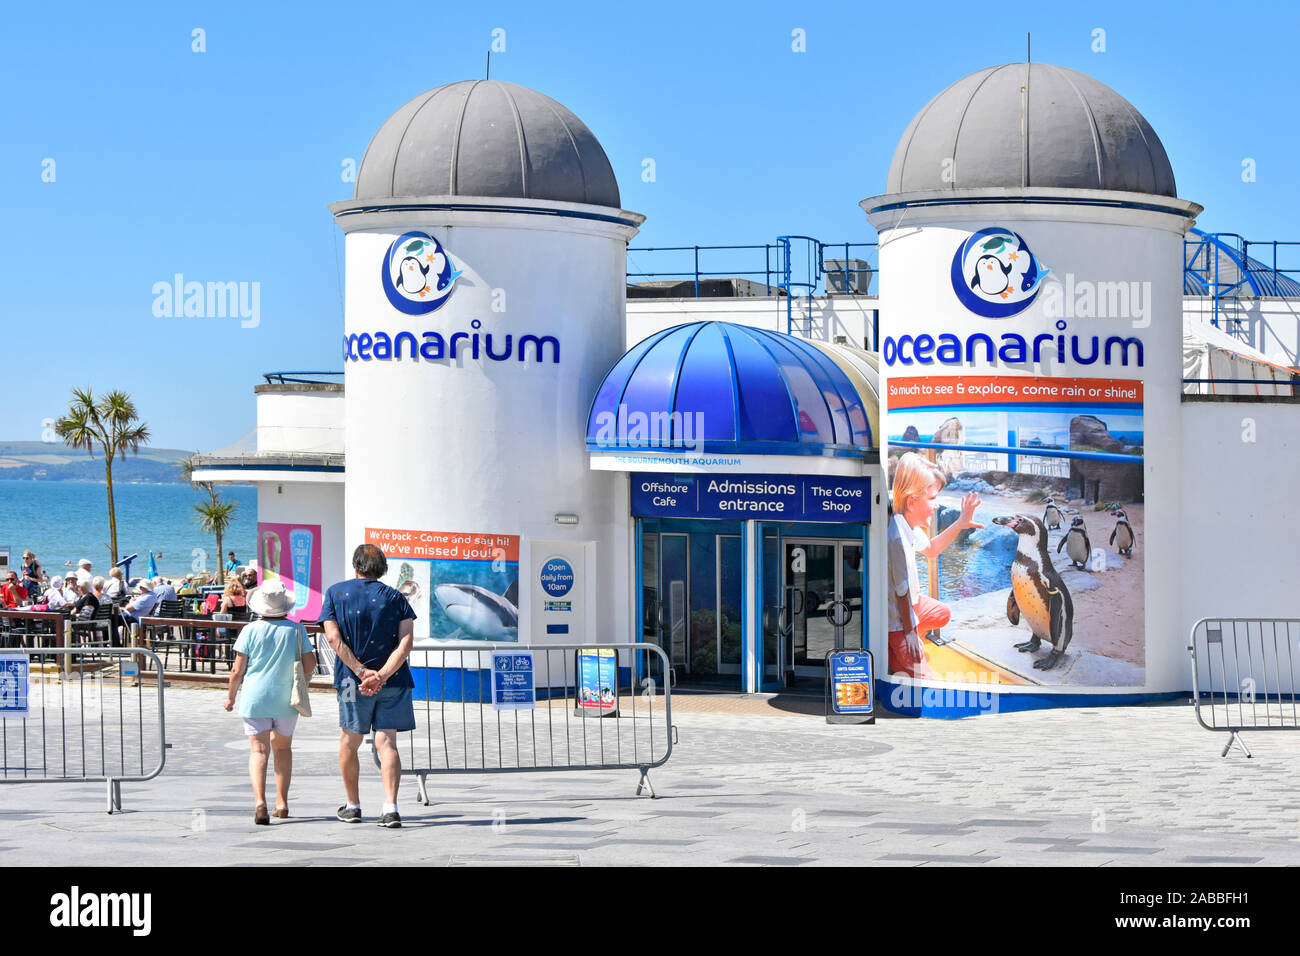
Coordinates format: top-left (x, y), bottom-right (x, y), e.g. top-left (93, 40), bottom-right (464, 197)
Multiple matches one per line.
top-left (364, 528), bottom-right (520, 645)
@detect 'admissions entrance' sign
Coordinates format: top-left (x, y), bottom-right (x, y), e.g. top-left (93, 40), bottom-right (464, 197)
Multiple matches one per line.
top-left (631, 473), bottom-right (871, 523)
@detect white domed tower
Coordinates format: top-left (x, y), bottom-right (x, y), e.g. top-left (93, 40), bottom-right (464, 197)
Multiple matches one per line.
top-left (863, 64), bottom-right (1201, 714)
top-left (330, 81), bottom-right (644, 690)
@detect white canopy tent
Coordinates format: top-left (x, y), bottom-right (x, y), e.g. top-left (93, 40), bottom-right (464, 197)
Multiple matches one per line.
top-left (1183, 321), bottom-right (1296, 397)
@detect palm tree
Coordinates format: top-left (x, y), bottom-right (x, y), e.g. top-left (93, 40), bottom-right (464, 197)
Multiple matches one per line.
top-left (178, 456), bottom-right (220, 509)
top-left (193, 498), bottom-right (239, 586)
top-left (55, 388), bottom-right (150, 564)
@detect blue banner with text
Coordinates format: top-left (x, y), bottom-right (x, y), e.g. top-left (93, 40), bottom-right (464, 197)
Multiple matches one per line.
top-left (631, 473), bottom-right (871, 523)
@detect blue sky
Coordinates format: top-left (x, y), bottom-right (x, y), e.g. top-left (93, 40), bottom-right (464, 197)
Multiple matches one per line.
top-left (3, 0), bottom-right (1297, 450)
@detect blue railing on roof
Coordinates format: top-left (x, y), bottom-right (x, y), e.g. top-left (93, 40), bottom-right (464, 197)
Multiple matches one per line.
top-left (262, 371), bottom-right (344, 385)
top-left (1182, 229), bottom-right (1300, 338)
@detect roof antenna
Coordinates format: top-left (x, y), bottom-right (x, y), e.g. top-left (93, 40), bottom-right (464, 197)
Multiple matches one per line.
top-left (1027, 32), bottom-right (1031, 64)
top-left (486, 50), bottom-right (491, 80)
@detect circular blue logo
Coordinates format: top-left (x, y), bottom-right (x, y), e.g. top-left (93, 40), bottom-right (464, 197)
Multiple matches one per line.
top-left (950, 227), bottom-right (1050, 318)
top-left (381, 231), bottom-right (463, 315)
top-left (539, 557), bottom-right (574, 598)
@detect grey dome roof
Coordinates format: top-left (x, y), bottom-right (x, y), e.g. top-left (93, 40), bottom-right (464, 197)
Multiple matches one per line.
top-left (356, 80), bottom-right (621, 207)
top-left (887, 63), bottom-right (1177, 197)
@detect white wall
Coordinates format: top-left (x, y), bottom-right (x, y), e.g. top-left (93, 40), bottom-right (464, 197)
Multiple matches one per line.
top-left (627, 296), bottom-right (877, 350)
top-left (256, 388), bottom-right (345, 455)
top-left (1180, 402), bottom-right (1300, 625)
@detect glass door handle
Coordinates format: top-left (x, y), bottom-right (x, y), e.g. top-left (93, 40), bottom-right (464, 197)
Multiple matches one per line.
top-left (826, 600), bottom-right (852, 628)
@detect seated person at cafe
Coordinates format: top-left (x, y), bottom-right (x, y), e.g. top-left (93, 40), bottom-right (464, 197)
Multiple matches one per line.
top-left (152, 577), bottom-right (179, 603)
top-left (1, 572), bottom-right (28, 608)
top-left (61, 576), bottom-right (81, 605)
top-left (104, 566), bottom-right (128, 602)
top-left (71, 577), bottom-right (104, 620)
top-left (43, 575), bottom-right (69, 610)
top-left (122, 578), bottom-right (164, 641)
top-left (207, 578), bottom-right (248, 641)
top-left (206, 578), bottom-right (248, 616)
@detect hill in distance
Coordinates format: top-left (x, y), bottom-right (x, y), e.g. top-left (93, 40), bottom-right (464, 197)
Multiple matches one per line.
top-left (0, 442), bottom-right (203, 483)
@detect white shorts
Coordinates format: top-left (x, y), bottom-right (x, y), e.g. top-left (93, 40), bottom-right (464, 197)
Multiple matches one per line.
top-left (242, 716), bottom-right (299, 737)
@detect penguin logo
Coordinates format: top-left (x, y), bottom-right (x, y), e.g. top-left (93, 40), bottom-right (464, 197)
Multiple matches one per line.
top-left (971, 254), bottom-right (1013, 295)
top-left (396, 256), bottom-right (430, 294)
top-left (950, 227), bottom-right (1050, 318)
top-left (381, 231), bottom-right (464, 315)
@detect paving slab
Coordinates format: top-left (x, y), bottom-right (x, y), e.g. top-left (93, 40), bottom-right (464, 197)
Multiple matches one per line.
top-left (4, 684), bottom-right (1300, 865)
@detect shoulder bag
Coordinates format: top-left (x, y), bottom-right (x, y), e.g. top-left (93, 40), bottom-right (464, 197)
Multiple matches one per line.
top-left (289, 621), bottom-right (313, 717)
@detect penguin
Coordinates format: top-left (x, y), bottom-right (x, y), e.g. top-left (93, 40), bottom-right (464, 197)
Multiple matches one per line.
top-left (1056, 516), bottom-right (1091, 570)
top-left (396, 256), bottom-right (429, 294)
top-left (970, 254), bottom-right (1013, 295)
top-left (1042, 496), bottom-right (1064, 531)
top-left (1109, 508), bottom-right (1135, 557)
top-left (991, 514), bottom-right (1074, 670)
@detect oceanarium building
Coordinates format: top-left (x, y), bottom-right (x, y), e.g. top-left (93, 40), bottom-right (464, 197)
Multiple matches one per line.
top-left (193, 66), bottom-right (1300, 716)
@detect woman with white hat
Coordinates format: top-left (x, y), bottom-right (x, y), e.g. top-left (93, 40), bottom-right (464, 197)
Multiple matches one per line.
top-left (43, 575), bottom-right (69, 610)
top-left (223, 580), bottom-right (317, 825)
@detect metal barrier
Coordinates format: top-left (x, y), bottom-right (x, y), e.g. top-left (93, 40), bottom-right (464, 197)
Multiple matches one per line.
top-left (370, 643), bottom-right (675, 801)
top-left (0, 647), bottom-right (169, 812)
top-left (137, 616), bottom-right (331, 677)
top-left (1188, 618), bottom-right (1300, 757)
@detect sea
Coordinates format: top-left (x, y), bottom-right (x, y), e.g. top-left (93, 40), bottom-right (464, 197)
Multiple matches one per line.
top-left (0, 480), bottom-right (259, 580)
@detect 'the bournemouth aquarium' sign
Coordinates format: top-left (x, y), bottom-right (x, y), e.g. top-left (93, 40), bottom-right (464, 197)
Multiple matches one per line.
top-left (632, 473), bottom-right (871, 522)
top-left (345, 230), bottom-right (561, 366)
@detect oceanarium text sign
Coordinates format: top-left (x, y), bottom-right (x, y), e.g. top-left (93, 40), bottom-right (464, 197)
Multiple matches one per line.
top-left (631, 473), bottom-right (871, 522)
top-left (345, 230), bottom-right (561, 366)
top-left (881, 224), bottom-right (1145, 373)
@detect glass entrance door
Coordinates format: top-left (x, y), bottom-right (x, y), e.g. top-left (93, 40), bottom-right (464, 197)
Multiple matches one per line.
top-left (783, 539), bottom-right (864, 682)
top-left (660, 533), bottom-right (689, 677)
top-left (640, 525), bottom-right (743, 689)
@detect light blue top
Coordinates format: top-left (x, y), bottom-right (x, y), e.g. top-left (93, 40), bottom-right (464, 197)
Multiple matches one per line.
top-left (233, 619), bottom-right (313, 720)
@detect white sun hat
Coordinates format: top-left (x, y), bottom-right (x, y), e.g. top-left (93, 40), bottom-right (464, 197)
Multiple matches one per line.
top-left (248, 580), bottom-right (295, 619)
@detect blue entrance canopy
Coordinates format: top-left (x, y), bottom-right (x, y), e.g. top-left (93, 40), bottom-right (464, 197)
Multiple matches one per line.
top-left (587, 322), bottom-right (876, 458)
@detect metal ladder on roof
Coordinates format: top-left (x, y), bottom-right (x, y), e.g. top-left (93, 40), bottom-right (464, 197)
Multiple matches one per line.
top-left (776, 236), bottom-right (821, 336)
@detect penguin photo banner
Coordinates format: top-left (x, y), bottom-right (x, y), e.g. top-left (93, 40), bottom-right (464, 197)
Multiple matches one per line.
top-left (365, 528), bottom-right (520, 645)
top-left (885, 374), bottom-right (1144, 689)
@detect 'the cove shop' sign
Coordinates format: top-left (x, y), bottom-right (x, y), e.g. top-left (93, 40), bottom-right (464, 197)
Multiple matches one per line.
top-left (632, 474), bottom-right (871, 523)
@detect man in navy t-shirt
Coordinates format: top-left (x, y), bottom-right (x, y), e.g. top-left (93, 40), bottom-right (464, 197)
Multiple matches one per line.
top-left (321, 543), bottom-right (416, 829)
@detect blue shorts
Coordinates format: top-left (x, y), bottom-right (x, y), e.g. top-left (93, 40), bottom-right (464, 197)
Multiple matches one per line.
top-left (338, 684), bottom-right (415, 735)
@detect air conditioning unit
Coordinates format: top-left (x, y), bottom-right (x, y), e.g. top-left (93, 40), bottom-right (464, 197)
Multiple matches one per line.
top-left (824, 259), bottom-right (873, 295)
